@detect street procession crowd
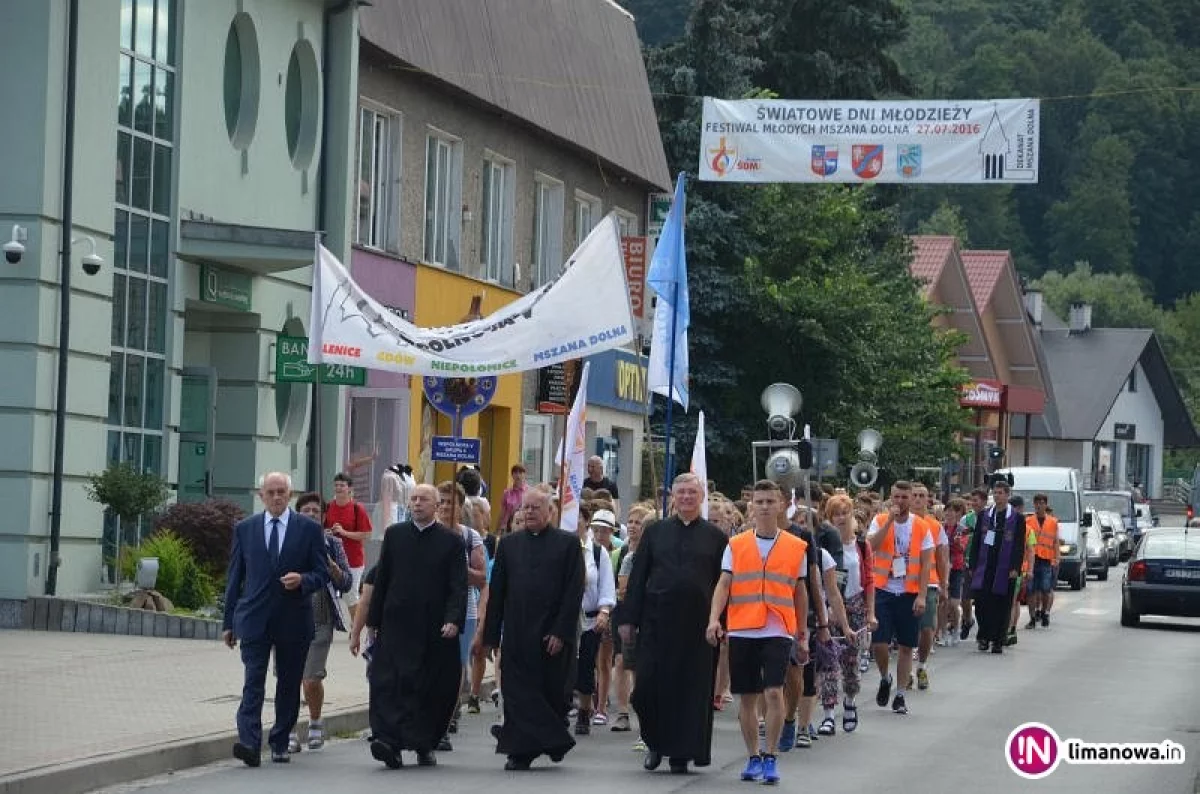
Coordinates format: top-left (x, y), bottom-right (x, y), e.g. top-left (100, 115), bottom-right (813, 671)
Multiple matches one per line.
top-left (221, 458), bottom-right (1064, 785)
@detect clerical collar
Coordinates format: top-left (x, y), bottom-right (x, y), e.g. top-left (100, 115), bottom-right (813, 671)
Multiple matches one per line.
top-left (414, 519), bottom-right (436, 532)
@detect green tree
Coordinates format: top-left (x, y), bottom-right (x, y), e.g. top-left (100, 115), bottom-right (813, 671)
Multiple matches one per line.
top-left (916, 201), bottom-right (971, 246)
top-left (619, 0), bottom-right (693, 45)
top-left (1046, 135), bottom-right (1137, 273)
top-left (87, 462), bottom-right (170, 586)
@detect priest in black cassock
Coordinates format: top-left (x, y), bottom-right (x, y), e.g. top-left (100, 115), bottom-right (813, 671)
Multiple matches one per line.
top-left (481, 487), bottom-right (585, 771)
top-left (967, 475), bottom-right (1026, 655)
top-left (365, 483), bottom-right (467, 769)
top-left (619, 473), bottom-right (728, 775)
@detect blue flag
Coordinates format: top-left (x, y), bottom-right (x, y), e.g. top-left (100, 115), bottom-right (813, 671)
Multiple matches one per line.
top-left (647, 173), bottom-right (689, 411)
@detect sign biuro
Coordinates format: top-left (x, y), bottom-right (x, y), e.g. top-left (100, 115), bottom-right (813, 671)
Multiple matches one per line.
top-left (308, 215), bottom-right (635, 376)
top-left (699, 97), bottom-right (1040, 185)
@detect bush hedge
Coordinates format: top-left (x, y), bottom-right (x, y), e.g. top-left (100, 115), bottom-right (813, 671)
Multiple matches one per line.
top-left (152, 499), bottom-right (245, 579)
top-left (121, 530), bottom-right (216, 610)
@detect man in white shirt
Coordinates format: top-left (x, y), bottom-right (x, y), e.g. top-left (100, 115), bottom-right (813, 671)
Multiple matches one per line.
top-left (573, 516), bottom-right (616, 736)
top-left (866, 481), bottom-right (934, 716)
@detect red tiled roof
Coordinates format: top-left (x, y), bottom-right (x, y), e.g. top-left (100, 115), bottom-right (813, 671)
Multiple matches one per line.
top-left (960, 250), bottom-right (1011, 309)
top-left (908, 236), bottom-right (956, 294)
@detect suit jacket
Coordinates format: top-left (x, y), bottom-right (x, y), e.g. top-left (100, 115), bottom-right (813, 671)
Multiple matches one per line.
top-left (223, 511), bottom-right (330, 644)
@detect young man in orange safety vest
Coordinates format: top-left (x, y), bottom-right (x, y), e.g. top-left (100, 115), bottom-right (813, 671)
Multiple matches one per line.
top-left (708, 480), bottom-right (809, 786)
top-left (1025, 493), bottom-right (1060, 628)
top-left (866, 481), bottom-right (934, 716)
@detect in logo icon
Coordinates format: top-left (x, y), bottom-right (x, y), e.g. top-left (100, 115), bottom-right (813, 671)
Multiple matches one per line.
top-left (1006, 722), bottom-right (1062, 780)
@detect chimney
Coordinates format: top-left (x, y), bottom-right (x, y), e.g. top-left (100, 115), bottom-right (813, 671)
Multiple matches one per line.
top-left (1069, 302), bottom-right (1092, 334)
top-left (1024, 290), bottom-right (1044, 327)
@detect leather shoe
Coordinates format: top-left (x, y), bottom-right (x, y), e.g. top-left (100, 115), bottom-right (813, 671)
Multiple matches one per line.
top-left (271, 749), bottom-right (290, 763)
top-left (669, 758), bottom-right (688, 774)
top-left (417, 751), bottom-right (437, 767)
top-left (505, 755), bottom-right (532, 771)
top-left (643, 750), bottom-right (663, 771)
top-left (232, 742), bottom-right (260, 768)
top-left (370, 739), bottom-right (402, 769)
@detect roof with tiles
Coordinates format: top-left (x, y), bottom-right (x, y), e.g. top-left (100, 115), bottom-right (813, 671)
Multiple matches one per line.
top-left (960, 250), bottom-right (1011, 309)
top-left (909, 236), bottom-right (956, 292)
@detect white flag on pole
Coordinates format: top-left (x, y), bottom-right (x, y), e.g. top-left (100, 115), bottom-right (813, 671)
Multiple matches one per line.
top-left (691, 410), bottom-right (709, 519)
top-left (558, 363), bottom-right (591, 532)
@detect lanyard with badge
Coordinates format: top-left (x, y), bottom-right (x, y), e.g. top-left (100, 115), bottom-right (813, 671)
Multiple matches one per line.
top-left (891, 520), bottom-right (908, 578)
top-left (984, 508), bottom-right (1000, 546)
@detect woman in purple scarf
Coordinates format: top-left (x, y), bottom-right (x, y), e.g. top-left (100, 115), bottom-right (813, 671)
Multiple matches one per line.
top-left (966, 476), bottom-right (1026, 654)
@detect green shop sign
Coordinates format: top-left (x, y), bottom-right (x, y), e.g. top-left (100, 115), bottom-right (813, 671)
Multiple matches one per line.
top-left (200, 264), bottom-right (253, 311)
top-left (275, 335), bottom-right (367, 387)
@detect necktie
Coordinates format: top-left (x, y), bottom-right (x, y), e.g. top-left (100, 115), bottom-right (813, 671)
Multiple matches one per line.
top-left (269, 518), bottom-right (281, 566)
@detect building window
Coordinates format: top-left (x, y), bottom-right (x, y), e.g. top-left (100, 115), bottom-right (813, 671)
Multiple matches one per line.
top-left (614, 207), bottom-right (638, 238)
top-left (110, 0), bottom-right (175, 576)
top-left (349, 395), bottom-right (402, 504)
top-left (575, 190), bottom-right (602, 249)
top-left (522, 415), bottom-right (554, 485)
top-left (423, 132), bottom-right (462, 269)
top-left (1125, 443), bottom-right (1150, 491)
top-left (1128, 368), bottom-right (1137, 392)
top-left (533, 175), bottom-right (564, 286)
top-left (284, 39), bottom-right (319, 170)
top-left (355, 105), bottom-right (401, 252)
top-left (480, 154), bottom-right (515, 285)
top-left (221, 12), bottom-right (260, 148)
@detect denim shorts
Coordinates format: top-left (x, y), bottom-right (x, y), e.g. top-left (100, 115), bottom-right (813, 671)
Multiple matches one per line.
top-left (947, 569), bottom-right (966, 600)
top-left (920, 588), bottom-right (940, 631)
top-left (1030, 559), bottom-right (1056, 593)
top-left (871, 590), bottom-right (919, 649)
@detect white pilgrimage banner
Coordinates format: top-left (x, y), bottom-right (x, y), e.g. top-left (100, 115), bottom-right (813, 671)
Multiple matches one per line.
top-left (308, 214), bottom-right (634, 376)
top-left (698, 97), bottom-right (1040, 184)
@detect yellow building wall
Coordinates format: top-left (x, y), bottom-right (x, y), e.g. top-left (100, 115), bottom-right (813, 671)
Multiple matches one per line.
top-left (408, 268), bottom-right (524, 496)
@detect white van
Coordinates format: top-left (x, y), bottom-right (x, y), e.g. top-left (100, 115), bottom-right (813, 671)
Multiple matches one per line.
top-left (996, 467), bottom-right (1094, 591)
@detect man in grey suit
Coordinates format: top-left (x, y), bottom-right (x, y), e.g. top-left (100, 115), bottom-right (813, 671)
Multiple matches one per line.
top-left (223, 472), bottom-right (330, 766)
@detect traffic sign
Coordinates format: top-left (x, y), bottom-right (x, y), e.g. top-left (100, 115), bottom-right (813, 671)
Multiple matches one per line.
top-left (432, 436), bottom-right (482, 464)
top-left (275, 335), bottom-right (367, 386)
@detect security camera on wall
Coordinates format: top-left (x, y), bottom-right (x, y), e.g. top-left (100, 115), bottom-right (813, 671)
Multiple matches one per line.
top-left (4, 225), bottom-right (25, 264)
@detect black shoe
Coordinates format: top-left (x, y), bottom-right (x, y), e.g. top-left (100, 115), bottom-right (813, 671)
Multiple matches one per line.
top-left (370, 739), bottom-right (402, 769)
top-left (271, 749), bottom-right (290, 763)
top-left (892, 692), bottom-right (908, 715)
top-left (417, 751), bottom-right (437, 767)
top-left (1041, 612), bottom-right (1050, 628)
top-left (549, 749), bottom-right (566, 763)
top-left (960, 619), bottom-right (974, 640)
top-left (644, 750), bottom-right (663, 771)
top-left (978, 639), bottom-right (990, 652)
top-left (505, 755), bottom-right (532, 771)
top-left (490, 723), bottom-right (503, 741)
top-left (991, 641), bottom-right (1004, 654)
top-left (448, 718), bottom-right (458, 735)
top-left (1026, 619), bottom-right (1037, 629)
top-left (875, 675), bottom-right (892, 707)
top-left (233, 742), bottom-right (261, 767)
top-left (437, 735), bottom-right (453, 752)
top-left (669, 758), bottom-right (688, 774)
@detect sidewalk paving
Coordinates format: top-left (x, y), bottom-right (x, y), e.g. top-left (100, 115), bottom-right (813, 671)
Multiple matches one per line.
top-left (0, 629), bottom-right (374, 794)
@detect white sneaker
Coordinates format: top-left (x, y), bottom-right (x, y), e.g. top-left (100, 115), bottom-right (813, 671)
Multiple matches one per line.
top-left (287, 733), bottom-right (301, 754)
top-left (307, 722), bottom-right (324, 750)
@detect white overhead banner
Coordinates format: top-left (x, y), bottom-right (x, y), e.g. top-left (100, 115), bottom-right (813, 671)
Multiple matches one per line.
top-left (308, 215), bottom-right (634, 376)
top-left (699, 97), bottom-right (1040, 184)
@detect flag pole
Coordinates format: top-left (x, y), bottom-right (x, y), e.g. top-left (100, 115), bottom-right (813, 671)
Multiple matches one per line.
top-left (661, 277), bottom-right (680, 515)
top-left (310, 231), bottom-right (325, 492)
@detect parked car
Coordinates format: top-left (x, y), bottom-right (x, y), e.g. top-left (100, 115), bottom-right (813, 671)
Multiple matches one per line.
top-left (1002, 467), bottom-right (1092, 590)
top-left (1134, 502), bottom-right (1158, 530)
top-left (1084, 490), bottom-right (1140, 544)
top-left (1085, 530), bottom-right (1109, 581)
top-left (1095, 510), bottom-right (1122, 566)
top-left (1121, 527), bottom-right (1200, 626)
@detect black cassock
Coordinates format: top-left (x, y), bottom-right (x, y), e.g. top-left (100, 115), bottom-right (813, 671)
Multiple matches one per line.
top-left (621, 515), bottom-right (728, 765)
top-left (482, 527), bottom-right (585, 761)
top-left (366, 520), bottom-right (467, 753)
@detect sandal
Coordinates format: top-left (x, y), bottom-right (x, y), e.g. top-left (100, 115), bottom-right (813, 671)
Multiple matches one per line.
top-left (712, 695), bottom-right (725, 711)
top-left (818, 717), bottom-right (836, 736)
top-left (843, 702), bottom-right (858, 733)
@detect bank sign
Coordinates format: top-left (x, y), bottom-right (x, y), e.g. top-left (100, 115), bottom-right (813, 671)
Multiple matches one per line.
top-left (699, 97), bottom-right (1040, 184)
top-left (586, 349), bottom-right (648, 415)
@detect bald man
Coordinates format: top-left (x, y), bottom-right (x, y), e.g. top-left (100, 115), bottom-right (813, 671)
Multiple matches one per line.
top-left (223, 472), bottom-right (330, 767)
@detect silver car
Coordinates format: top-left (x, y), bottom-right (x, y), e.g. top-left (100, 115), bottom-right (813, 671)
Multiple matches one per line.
top-left (1095, 510), bottom-right (1122, 566)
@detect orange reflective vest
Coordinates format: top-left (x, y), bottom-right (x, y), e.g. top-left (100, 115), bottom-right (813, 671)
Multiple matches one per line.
top-left (1029, 514), bottom-right (1059, 561)
top-left (918, 514), bottom-right (942, 587)
top-left (727, 530), bottom-right (807, 635)
top-left (870, 514), bottom-right (929, 593)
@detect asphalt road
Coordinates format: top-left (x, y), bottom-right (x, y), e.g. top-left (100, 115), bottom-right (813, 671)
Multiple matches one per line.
top-left (96, 568), bottom-right (1200, 794)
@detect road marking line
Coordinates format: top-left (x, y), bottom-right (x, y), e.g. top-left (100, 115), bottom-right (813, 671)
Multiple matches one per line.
top-left (1072, 608), bottom-right (1110, 616)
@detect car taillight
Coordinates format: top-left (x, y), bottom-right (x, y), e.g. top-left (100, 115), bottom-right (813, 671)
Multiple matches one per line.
top-left (1189, 506), bottom-right (1195, 521)
top-left (1128, 560), bottom-right (1147, 582)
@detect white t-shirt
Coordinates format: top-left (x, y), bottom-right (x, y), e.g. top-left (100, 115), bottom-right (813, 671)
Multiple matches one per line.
top-left (930, 523), bottom-right (949, 591)
top-left (818, 548), bottom-right (838, 610)
top-left (841, 541), bottom-right (863, 601)
top-left (721, 534), bottom-right (807, 639)
top-left (869, 514), bottom-right (935, 596)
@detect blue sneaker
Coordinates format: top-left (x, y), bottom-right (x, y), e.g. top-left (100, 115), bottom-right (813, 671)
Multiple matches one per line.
top-left (741, 755), bottom-right (764, 782)
top-left (777, 721), bottom-right (795, 753)
top-left (761, 754), bottom-right (780, 785)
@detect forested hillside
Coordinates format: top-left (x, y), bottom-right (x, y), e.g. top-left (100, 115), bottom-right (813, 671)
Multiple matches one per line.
top-left (625, 0), bottom-right (1200, 304)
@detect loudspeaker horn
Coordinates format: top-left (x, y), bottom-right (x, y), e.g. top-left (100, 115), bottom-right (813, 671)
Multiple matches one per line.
top-left (767, 447), bottom-right (803, 490)
top-left (761, 383), bottom-right (802, 436)
top-left (849, 461), bottom-right (879, 489)
top-left (857, 428), bottom-right (883, 463)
